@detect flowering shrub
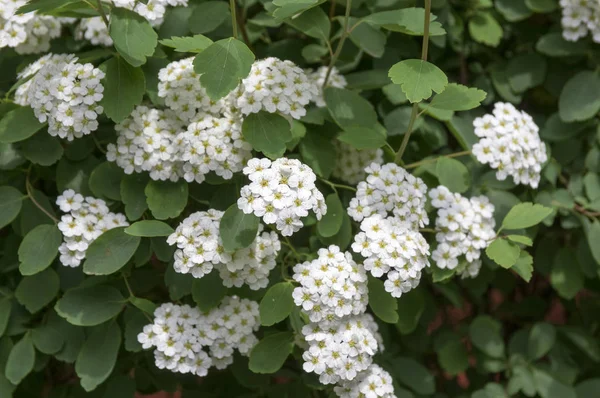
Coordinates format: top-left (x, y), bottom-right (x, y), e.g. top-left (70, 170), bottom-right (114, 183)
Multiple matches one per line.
top-left (1, 0), bottom-right (600, 397)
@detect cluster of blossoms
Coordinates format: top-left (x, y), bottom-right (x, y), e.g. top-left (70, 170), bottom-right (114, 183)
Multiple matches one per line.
top-left (17, 53), bottom-right (105, 140)
top-left (0, 0), bottom-right (63, 54)
top-left (138, 298), bottom-right (259, 376)
top-left (429, 186), bottom-right (496, 279)
top-left (351, 215), bottom-right (430, 298)
top-left (309, 66), bottom-right (347, 107)
top-left (167, 209), bottom-right (281, 290)
top-left (111, 0), bottom-right (188, 25)
top-left (560, 0), bottom-right (600, 42)
top-left (107, 106), bottom-right (252, 182)
top-left (301, 314), bottom-right (383, 385)
top-left (158, 57), bottom-right (230, 121)
top-left (292, 245), bottom-right (368, 323)
top-left (332, 142), bottom-right (384, 185)
top-left (76, 17), bottom-right (113, 46)
top-left (238, 158), bottom-right (327, 236)
top-left (347, 163), bottom-right (429, 227)
top-left (55, 190), bottom-right (128, 267)
top-left (472, 102), bottom-right (547, 188)
top-left (230, 57), bottom-right (317, 119)
top-left (334, 364), bottom-right (397, 398)
top-left (107, 106), bottom-right (185, 181)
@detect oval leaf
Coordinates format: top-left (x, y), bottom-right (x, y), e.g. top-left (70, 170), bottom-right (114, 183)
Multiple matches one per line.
top-left (83, 227), bottom-right (141, 275)
top-left (260, 282), bottom-right (295, 326)
top-left (220, 204), bottom-right (260, 252)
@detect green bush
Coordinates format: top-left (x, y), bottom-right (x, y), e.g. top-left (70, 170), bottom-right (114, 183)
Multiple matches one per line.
top-left (1, 0), bottom-right (599, 397)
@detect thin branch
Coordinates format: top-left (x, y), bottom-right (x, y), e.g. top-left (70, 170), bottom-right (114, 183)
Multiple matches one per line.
top-left (26, 169), bottom-right (58, 223)
top-left (322, 0), bottom-right (352, 89)
top-left (318, 177), bottom-right (357, 193)
top-left (404, 150), bottom-right (472, 169)
top-left (96, 0), bottom-right (110, 28)
top-left (230, 0), bottom-right (238, 39)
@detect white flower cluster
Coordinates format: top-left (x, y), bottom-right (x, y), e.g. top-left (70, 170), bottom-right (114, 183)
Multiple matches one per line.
top-left (167, 209), bottom-right (281, 290)
top-left (309, 66), bottom-right (347, 108)
top-left (472, 102), bottom-right (547, 188)
top-left (55, 190), bottom-right (128, 267)
top-left (238, 158), bottom-right (327, 236)
top-left (560, 0), bottom-right (600, 42)
top-left (301, 314), bottom-right (383, 385)
top-left (351, 215), bottom-right (430, 298)
top-left (0, 0), bottom-right (63, 54)
top-left (111, 0), bottom-right (188, 25)
top-left (334, 364), bottom-right (397, 398)
top-left (230, 57), bottom-right (317, 119)
top-left (429, 186), bottom-right (496, 279)
top-left (347, 163), bottom-right (429, 228)
top-left (18, 53), bottom-right (105, 140)
top-left (107, 106), bottom-right (185, 181)
top-left (292, 245), bottom-right (368, 323)
top-left (138, 298), bottom-right (259, 376)
top-left (107, 106), bottom-right (252, 183)
top-left (76, 17), bottom-right (113, 46)
top-left (332, 142), bottom-right (384, 185)
top-left (158, 57), bottom-right (230, 122)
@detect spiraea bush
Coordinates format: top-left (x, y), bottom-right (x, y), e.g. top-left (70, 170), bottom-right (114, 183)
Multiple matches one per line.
top-left (1, 0), bottom-right (600, 397)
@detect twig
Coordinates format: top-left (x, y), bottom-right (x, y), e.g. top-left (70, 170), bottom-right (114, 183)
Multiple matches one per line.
top-left (394, 0), bottom-right (432, 165)
top-left (318, 177), bottom-right (357, 193)
top-left (404, 150), bottom-right (472, 169)
top-left (329, 0), bottom-right (336, 20)
top-left (123, 274), bottom-right (134, 297)
top-left (322, 0), bottom-right (352, 89)
top-left (230, 0), bottom-right (238, 39)
top-left (26, 168), bottom-right (58, 223)
top-left (96, 0), bottom-right (110, 28)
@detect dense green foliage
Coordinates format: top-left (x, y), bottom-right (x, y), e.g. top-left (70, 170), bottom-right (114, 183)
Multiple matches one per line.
top-left (1, 0), bottom-right (600, 397)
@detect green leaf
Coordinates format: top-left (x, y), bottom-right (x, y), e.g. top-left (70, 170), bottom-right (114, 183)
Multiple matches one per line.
top-left (324, 87), bottom-right (378, 129)
top-left (528, 322), bottom-right (556, 360)
top-left (259, 282), bottom-right (295, 326)
top-left (388, 59), bottom-right (448, 103)
top-left (364, 8), bottom-right (446, 36)
top-left (4, 333), bottom-right (35, 385)
top-left (248, 331), bottom-right (294, 374)
top-left (75, 323), bottom-right (122, 392)
top-left (468, 12), bottom-right (503, 47)
top-left (145, 179), bottom-right (188, 220)
top-left (15, 268), bottom-right (59, 313)
top-left (298, 129), bottom-right (336, 178)
top-left (486, 239), bottom-right (520, 268)
top-left (495, 0), bottom-right (532, 21)
top-left (525, 0), bottom-right (558, 12)
top-left (429, 83), bottom-right (486, 111)
top-left (533, 367), bottom-right (577, 398)
top-left (189, 1), bottom-right (230, 34)
top-left (124, 310), bottom-right (147, 352)
top-left (18, 224), bottom-right (61, 275)
top-left (348, 17), bottom-right (386, 58)
top-left (513, 251), bottom-right (534, 282)
top-left (242, 111), bottom-right (292, 158)
top-left (502, 202), bottom-right (553, 230)
top-left (285, 6), bottom-right (330, 40)
top-left (318, 212), bottom-right (352, 251)
top-left (121, 173), bottom-right (149, 221)
top-left (438, 338), bottom-right (469, 376)
top-left (0, 186), bottom-right (23, 229)
top-left (436, 157), bottom-right (470, 193)
top-left (193, 38), bottom-right (255, 100)
top-left (219, 204), bottom-right (260, 252)
top-left (0, 299), bottom-right (11, 338)
top-left (109, 7), bottom-right (158, 67)
top-left (368, 276), bottom-right (398, 323)
top-left (389, 357), bottom-right (435, 395)
top-left (550, 248), bottom-right (583, 300)
top-left (55, 285), bottom-right (125, 326)
top-left (192, 272), bottom-right (227, 312)
top-left (576, 379), bottom-right (600, 398)
top-left (128, 297), bottom-right (157, 315)
top-left (20, 133), bottom-right (63, 166)
top-left (536, 33), bottom-right (588, 57)
top-left (559, 71), bottom-right (600, 122)
top-left (469, 315), bottom-right (505, 358)
top-left (317, 193), bottom-right (344, 238)
top-left (560, 326), bottom-right (600, 362)
top-left (271, 0), bottom-right (323, 19)
top-left (506, 235), bottom-right (533, 246)
top-left (395, 288), bottom-right (425, 334)
top-left (100, 56), bottom-right (146, 123)
top-left (0, 106), bottom-right (45, 144)
top-left (506, 53), bottom-right (547, 93)
top-left (32, 319), bottom-right (65, 355)
top-left (337, 126), bottom-right (387, 150)
top-left (89, 162), bottom-right (124, 201)
top-left (124, 220), bottom-right (174, 237)
top-left (83, 227), bottom-right (141, 275)
top-left (159, 34), bottom-right (213, 53)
